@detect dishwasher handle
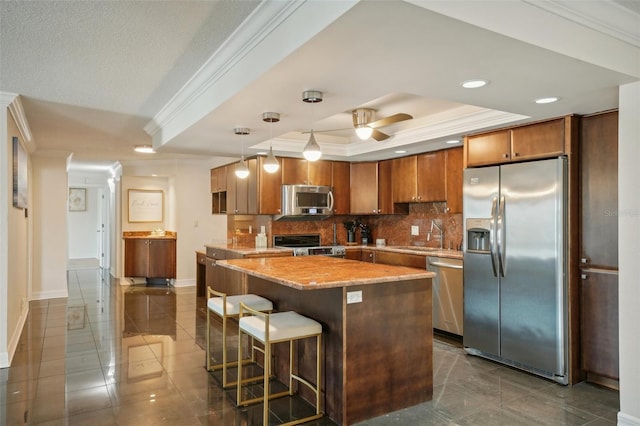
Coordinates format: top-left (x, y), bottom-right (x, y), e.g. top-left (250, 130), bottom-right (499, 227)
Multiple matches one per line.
top-left (428, 259), bottom-right (463, 269)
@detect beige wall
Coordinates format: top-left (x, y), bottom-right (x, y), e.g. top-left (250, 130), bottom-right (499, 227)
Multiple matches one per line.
top-left (31, 155), bottom-right (68, 300)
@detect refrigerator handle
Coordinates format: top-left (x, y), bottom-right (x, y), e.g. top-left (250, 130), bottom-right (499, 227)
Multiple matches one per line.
top-left (489, 196), bottom-right (499, 277)
top-left (498, 195), bottom-right (507, 277)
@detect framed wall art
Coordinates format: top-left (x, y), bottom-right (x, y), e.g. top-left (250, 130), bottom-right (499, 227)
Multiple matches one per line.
top-left (128, 189), bottom-right (163, 223)
top-left (68, 187), bottom-right (86, 211)
top-left (12, 136), bottom-right (28, 209)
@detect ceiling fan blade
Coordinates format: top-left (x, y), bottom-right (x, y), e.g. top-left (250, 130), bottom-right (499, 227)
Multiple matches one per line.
top-left (368, 113), bottom-right (413, 129)
top-left (372, 129), bottom-right (390, 141)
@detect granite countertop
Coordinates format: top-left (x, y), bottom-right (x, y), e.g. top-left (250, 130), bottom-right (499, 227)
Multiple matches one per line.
top-left (123, 231), bottom-right (176, 240)
top-left (217, 256), bottom-right (435, 290)
top-left (346, 245), bottom-right (463, 259)
top-left (204, 244), bottom-right (293, 256)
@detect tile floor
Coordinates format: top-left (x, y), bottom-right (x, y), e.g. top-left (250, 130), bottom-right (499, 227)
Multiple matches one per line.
top-left (1, 267), bottom-right (619, 425)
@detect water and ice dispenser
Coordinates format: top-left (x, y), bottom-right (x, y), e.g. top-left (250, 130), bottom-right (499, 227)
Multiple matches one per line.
top-left (466, 218), bottom-right (491, 254)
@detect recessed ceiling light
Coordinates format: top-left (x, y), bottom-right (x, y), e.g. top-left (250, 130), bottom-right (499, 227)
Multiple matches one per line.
top-left (256, 151), bottom-right (267, 155)
top-left (535, 97), bottom-right (559, 104)
top-left (134, 145), bottom-right (155, 154)
top-left (461, 79), bottom-right (488, 89)
top-left (395, 150), bottom-right (407, 154)
top-left (446, 139), bottom-right (460, 144)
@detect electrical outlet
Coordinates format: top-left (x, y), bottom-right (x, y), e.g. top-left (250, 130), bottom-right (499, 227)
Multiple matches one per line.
top-left (411, 225), bottom-right (419, 236)
top-left (347, 291), bottom-right (362, 304)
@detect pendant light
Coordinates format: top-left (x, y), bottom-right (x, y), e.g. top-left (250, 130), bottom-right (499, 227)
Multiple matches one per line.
top-left (234, 127), bottom-right (250, 179)
top-left (302, 90), bottom-right (322, 161)
top-left (262, 112), bottom-right (280, 173)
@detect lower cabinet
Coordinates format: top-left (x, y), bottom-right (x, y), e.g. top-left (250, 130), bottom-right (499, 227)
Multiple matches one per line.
top-left (124, 238), bottom-right (176, 279)
top-left (580, 269), bottom-right (619, 381)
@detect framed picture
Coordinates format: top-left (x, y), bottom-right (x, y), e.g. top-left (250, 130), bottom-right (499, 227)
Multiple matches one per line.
top-left (128, 189), bottom-right (163, 223)
top-left (68, 188), bottom-right (86, 211)
top-left (12, 136), bottom-right (28, 209)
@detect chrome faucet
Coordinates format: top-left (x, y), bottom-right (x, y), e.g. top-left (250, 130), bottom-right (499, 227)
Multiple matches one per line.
top-left (427, 219), bottom-right (444, 249)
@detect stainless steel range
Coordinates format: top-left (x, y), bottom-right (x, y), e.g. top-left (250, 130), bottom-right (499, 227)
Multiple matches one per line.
top-left (274, 234), bottom-right (346, 258)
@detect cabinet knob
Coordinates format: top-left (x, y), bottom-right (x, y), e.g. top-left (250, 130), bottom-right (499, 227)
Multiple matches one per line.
top-left (503, 153), bottom-right (509, 158)
top-left (580, 257), bottom-right (590, 264)
top-left (513, 152), bottom-right (519, 157)
top-left (417, 196), bottom-right (422, 200)
top-left (581, 273), bottom-right (588, 280)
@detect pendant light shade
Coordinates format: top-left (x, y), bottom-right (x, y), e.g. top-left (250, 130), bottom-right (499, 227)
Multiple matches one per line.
top-left (303, 130), bottom-right (322, 162)
top-left (235, 156), bottom-right (250, 179)
top-left (262, 112), bottom-right (280, 173)
top-left (355, 125), bottom-right (373, 140)
top-left (263, 146), bottom-right (280, 173)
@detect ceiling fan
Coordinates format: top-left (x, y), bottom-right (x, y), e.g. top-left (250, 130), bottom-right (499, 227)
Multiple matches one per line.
top-left (351, 108), bottom-right (413, 141)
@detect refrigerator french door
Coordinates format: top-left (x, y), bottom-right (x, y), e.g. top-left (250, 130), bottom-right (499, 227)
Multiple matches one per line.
top-left (463, 157), bottom-right (568, 384)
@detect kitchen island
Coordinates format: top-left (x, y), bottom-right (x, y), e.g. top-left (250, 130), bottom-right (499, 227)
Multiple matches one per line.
top-left (217, 256), bottom-right (435, 425)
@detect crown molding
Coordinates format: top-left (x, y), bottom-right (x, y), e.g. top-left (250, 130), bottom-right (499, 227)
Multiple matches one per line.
top-left (144, 0), bottom-right (358, 147)
top-left (1, 93), bottom-right (35, 153)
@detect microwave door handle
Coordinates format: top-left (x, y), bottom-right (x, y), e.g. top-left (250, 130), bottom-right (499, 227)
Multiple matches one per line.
top-left (489, 196), bottom-right (499, 277)
top-left (328, 191), bottom-right (334, 213)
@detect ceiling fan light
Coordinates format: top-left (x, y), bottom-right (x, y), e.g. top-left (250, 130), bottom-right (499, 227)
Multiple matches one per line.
top-left (235, 157), bottom-right (250, 179)
top-left (303, 131), bottom-right (322, 161)
top-left (263, 146), bottom-right (280, 173)
top-left (355, 125), bottom-right (373, 140)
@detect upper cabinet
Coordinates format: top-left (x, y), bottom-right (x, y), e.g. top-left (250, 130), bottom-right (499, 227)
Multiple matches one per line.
top-left (466, 117), bottom-right (572, 167)
top-left (445, 147), bottom-right (463, 214)
top-left (257, 156), bottom-right (283, 215)
top-left (350, 162), bottom-right (379, 215)
top-left (281, 158), bottom-right (331, 185)
top-left (392, 151), bottom-right (446, 203)
top-left (332, 161), bottom-right (350, 215)
top-left (210, 166), bottom-right (227, 193)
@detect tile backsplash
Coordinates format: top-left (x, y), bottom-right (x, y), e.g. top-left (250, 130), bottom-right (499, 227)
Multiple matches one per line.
top-left (227, 202), bottom-right (462, 250)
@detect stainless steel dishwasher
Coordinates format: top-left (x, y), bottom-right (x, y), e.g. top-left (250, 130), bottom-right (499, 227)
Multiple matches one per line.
top-left (427, 257), bottom-right (464, 336)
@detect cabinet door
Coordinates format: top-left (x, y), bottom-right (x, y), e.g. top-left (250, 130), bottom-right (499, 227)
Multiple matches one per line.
top-left (445, 147), bottom-right (463, 213)
top-left (147, 239), bottom-right (176, 278)
top-left (416, 151), bottom-right (446, 202)
top-left (580, 111), bottom-right (618, 269)
top-left (580, 270), bottom-right (619, 379)
top-left (345, 249), bottom-right (362, 261)
top-left (375, 251), bottom-right (426, 269)
top-left (258, 157), bottom-right (282, 215)
top-left (124, 239), bottom-right (148, 277)
top-left (332, 161), bottom-right (350, 215)
top-left (392, 156), bottom-right (417, 202)
top-left (281, 157), bottom-right (308, 184)
top-left (466, 130), bottom-right (510, 167)
top-left (350, 162), bottom-right (379, 214)
top-left (210, 166), bottom-right (227, 192)
top-left (361, 249), bottom-right (375, 263)
top-left (511, 118), bottom-right (565, 161)
top-left (308, 160), bottom-right (332, 186)
top-left (226, 165), bottom-right (238, 214)
top-left (378, 159), bottom-right (395, 214)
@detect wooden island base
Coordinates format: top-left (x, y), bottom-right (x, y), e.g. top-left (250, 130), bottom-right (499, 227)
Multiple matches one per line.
top-left (219, 256), bottom-right (434, 425)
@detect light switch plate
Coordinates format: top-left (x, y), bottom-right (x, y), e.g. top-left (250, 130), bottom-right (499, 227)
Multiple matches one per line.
top-left (347, 291), bottom-right (362, 304)
top-left (411, 225), bottom-right (419, 236)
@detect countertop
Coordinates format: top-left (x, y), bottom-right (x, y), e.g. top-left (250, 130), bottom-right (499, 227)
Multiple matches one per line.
top-left (217, 256), bottom-right (435, 290)
top-left (204, 244), bottom-right (292, 256)
top-left (123, 231), bottom-right (176, 240)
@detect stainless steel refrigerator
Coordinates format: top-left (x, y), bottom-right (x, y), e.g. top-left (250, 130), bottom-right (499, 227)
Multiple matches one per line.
top-left (463, 157), bottom-right (568, 384)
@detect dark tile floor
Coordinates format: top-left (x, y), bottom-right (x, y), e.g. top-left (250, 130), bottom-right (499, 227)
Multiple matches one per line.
top-left (1, 267), bottom-right (619, 425)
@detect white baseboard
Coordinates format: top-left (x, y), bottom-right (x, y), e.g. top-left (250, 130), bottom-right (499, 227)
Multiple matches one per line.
top-left (619, 412), bottom-right (640, 426)
top-left (0, 351), bottom-right (8, 369)
top-left (173, 278), bottom-right (195, 288)
top-left (31, 289), bottom-right (68, 300)
top-left (5, 305), bottom-right (29, 368)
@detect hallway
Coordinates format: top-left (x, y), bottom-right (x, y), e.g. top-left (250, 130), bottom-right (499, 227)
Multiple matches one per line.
top-left (1, 268), bottom-right (619, 425)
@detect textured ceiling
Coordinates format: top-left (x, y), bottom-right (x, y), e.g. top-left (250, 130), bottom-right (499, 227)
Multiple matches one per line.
top-left (1, 0), bottom-right (638, 172)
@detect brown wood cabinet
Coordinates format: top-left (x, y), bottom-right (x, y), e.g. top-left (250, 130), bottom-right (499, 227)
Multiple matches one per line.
top-left (378, 159), bottom-right (397, 214)
top-left (360, 249), bottom-right (375, 263)
top-left (332, 161), bottom-right (350, 215)
top-left (466, 117), bottom-right (568, 167)
top-left (281, 158), bottom-right (331, 185)
top-left (392, 151), bottom-right (446, 203)
top-left (374, 251), bottom-right (426, 269)
top-left (350, 162), bottom-right (379, 214)
top-left (210, 166), bottom-right (227, 192)
top-left (579, 110), bottom-right (619, 384)
top-left (124, 238), bottom-right (176, 279)
top-left (445, 147), bottom-right (463, 213)
top-left (257, 156), bottom-right (282, 215)
top-left (226, 159), bottom-right (257, 214)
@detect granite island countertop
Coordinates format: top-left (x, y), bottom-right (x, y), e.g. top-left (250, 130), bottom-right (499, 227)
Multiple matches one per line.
top-left (204, 244), bottom-right (293, 257)
top-left (217, 255), bottom-right (434, 290)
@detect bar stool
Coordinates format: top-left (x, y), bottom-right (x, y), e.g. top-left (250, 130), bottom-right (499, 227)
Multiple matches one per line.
top-left (237, 302), bottom-right (323, 426)
top-left (206, 287), bottom-right (273, 388)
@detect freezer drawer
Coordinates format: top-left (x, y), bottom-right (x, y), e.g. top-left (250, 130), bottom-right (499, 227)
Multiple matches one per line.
top-left (428, 257), bottom-right (463, 336)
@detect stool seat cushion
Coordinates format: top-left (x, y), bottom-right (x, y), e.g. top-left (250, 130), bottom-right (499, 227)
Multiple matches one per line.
top-left (239, 311), bottom-right (322, 343)
top-left (208, 294), bottom-right (273, 317)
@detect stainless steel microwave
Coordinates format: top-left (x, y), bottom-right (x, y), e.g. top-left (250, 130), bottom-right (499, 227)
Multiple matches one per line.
top-left (275, 184), bottom-right (334, 220)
